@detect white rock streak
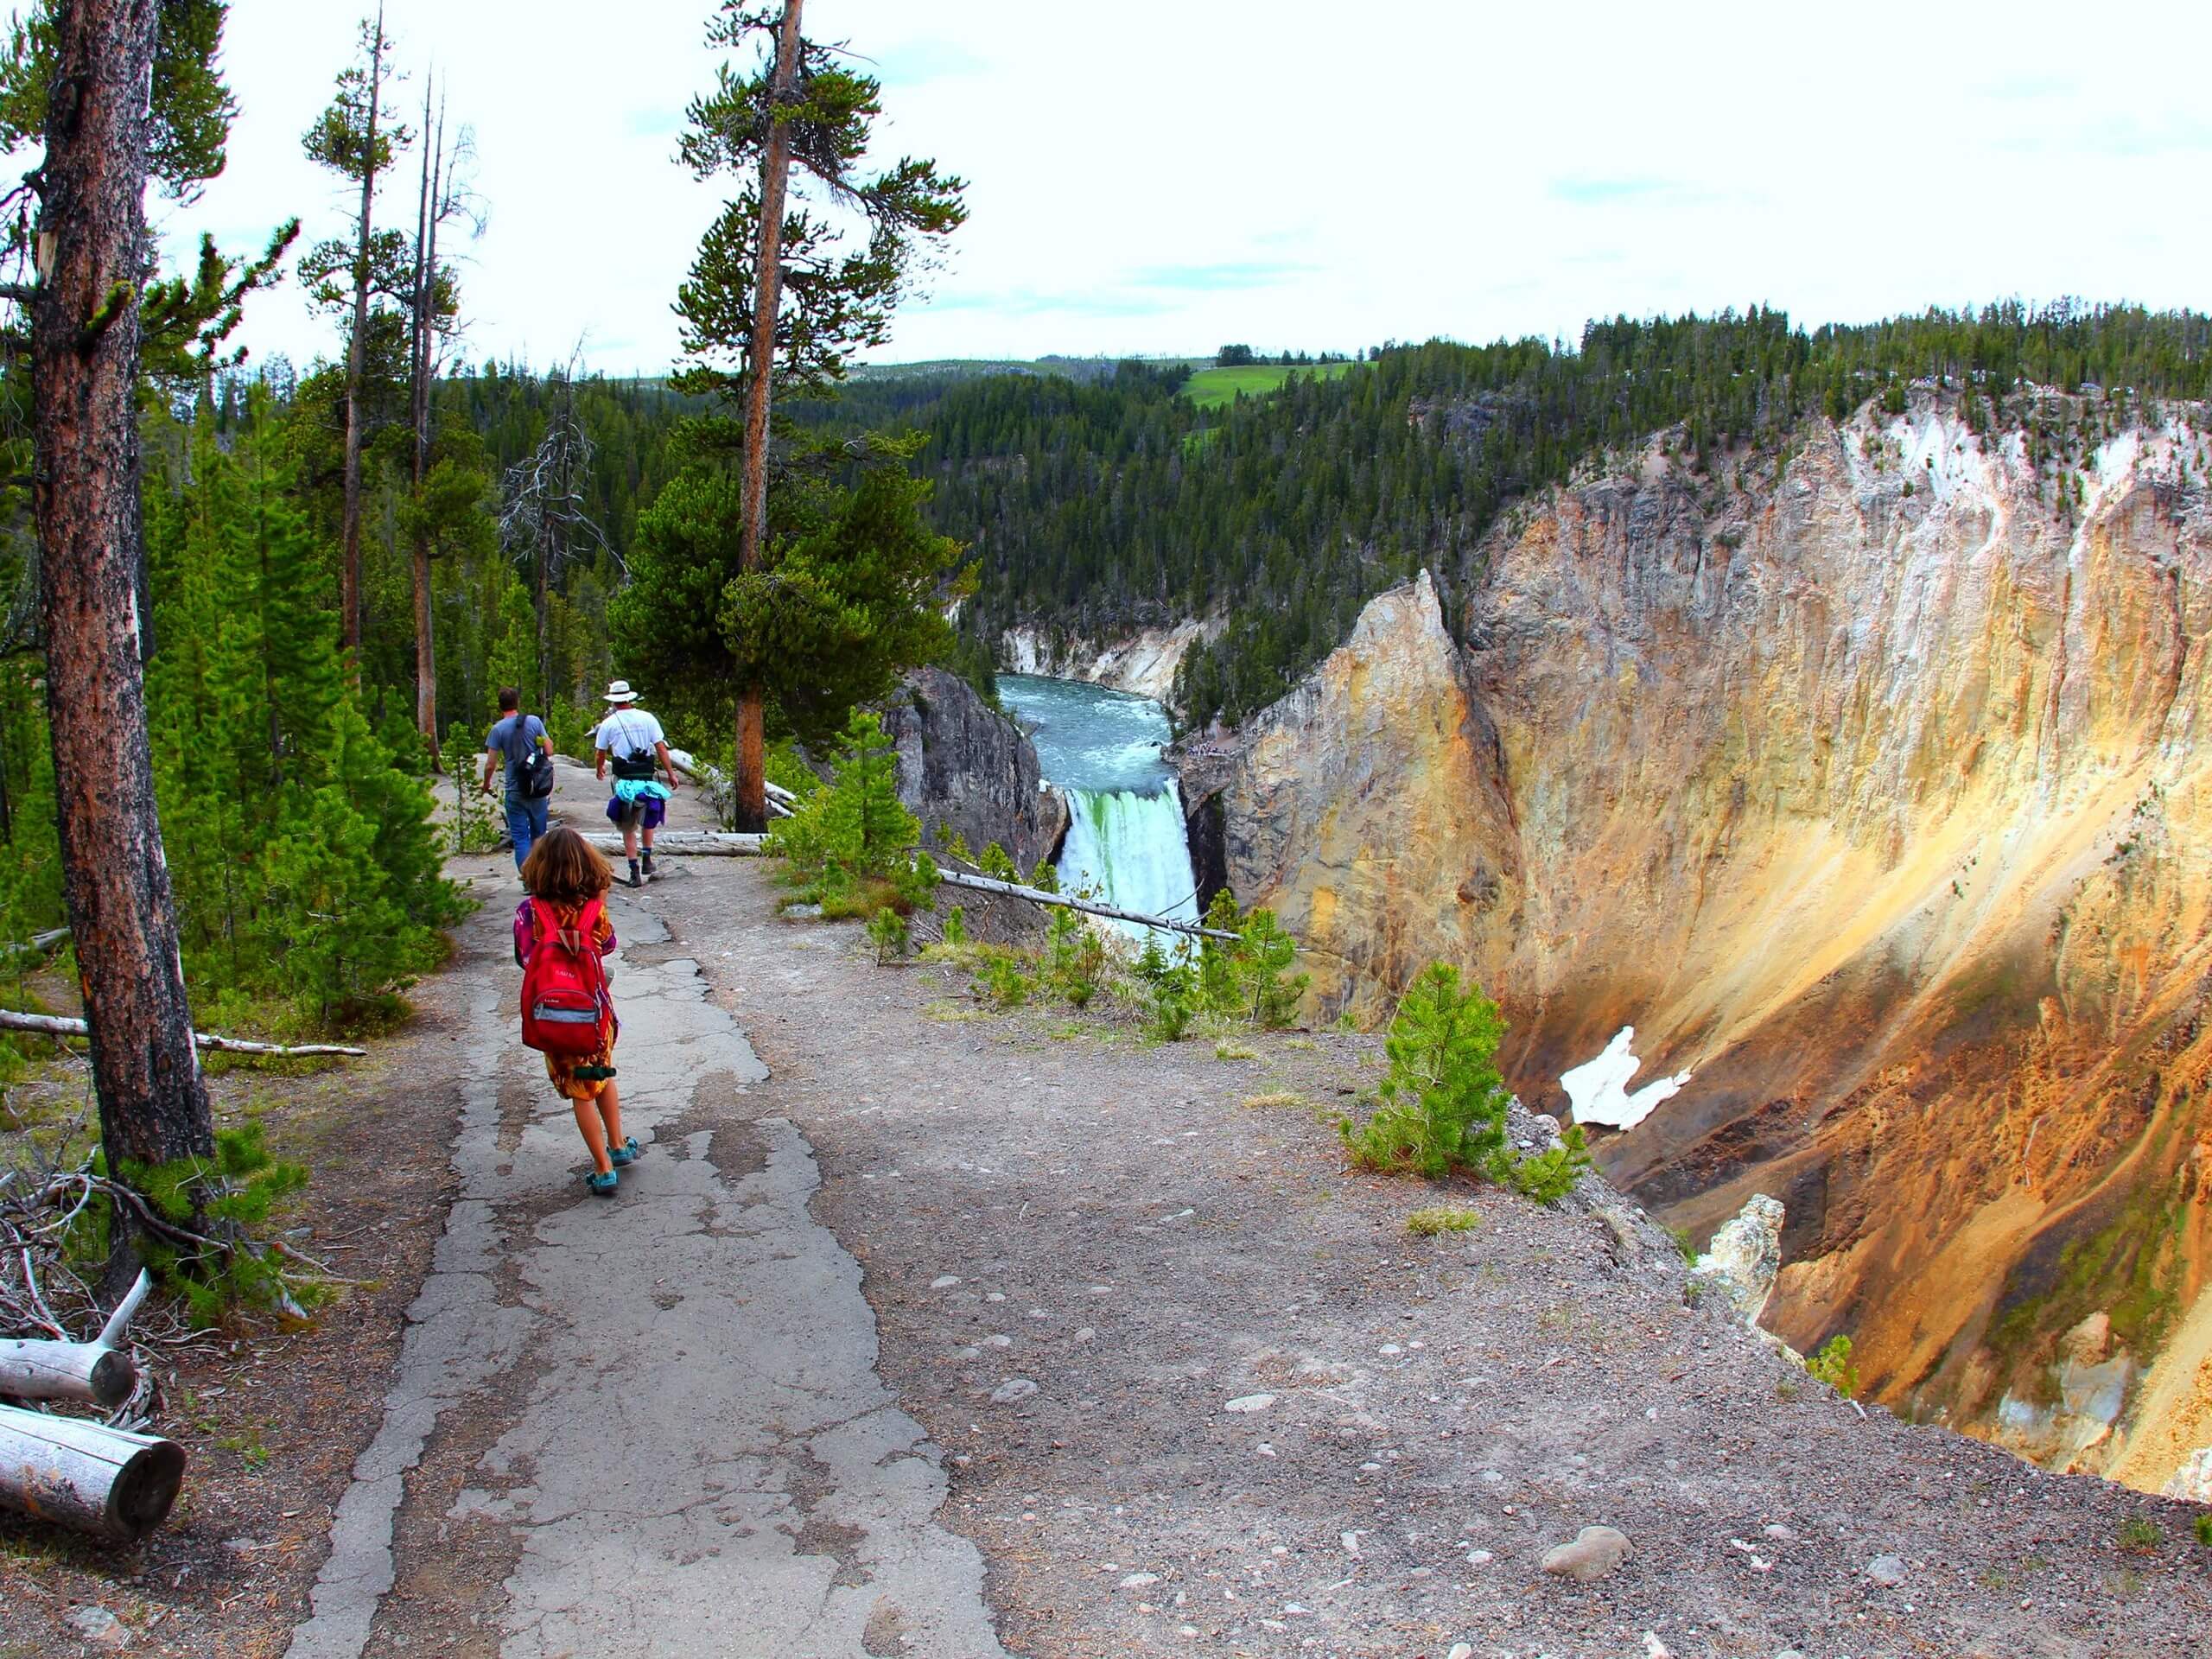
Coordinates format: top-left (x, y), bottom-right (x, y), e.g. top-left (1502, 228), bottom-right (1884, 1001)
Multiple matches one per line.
top-left (1560, 1026), bottom-right (1691, 1132)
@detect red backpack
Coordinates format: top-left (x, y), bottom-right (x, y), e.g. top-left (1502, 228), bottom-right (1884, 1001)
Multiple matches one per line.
top-left (519, 898), bottom-right (611, 1056)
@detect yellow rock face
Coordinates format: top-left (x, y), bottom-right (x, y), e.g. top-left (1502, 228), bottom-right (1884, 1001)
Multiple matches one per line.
top-left (1217, 402), bottom-right (2212, 1488)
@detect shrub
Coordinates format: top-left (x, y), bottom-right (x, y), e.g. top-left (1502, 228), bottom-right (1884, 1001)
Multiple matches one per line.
top-left (2118, 1515), bottom-right (2163, 1554)
top-left (1214, 1039), bottom-right (1258, 1060)
top-left (1028, 859), bottom-right (1060, 893)
top-left (1507, 1123), bottom-right (1592, 1205)
top-left (118, 1123), bottom-right (324, 1326)
top-left (939, 906), bottom-right (968, 947)
top-left (2194, 1513), bottom-right (2212, 1548)
top-left (1808, 1334), bottom-right (1860, 1397)
top-left (1341, 963), bottom-right (1510, 1180)
top-left (769, 710), bottom-right (931, 905)
top-left (1134, 934), bottom-right (1198, 1040)
top-left (867, 906), bottom-right (911, 964)
top-left (1043, 909), bottom-right (1105, 1007)
top-left (1406, 1205), bottom-right (1481, 1237)
top-left (973, 950), bottom-right (1033, 1007)
top-left (977, 841), bottom-right (1020, 882)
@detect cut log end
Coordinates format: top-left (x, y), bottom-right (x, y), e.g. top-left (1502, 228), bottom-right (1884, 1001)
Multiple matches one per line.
top-left (107, 1440), bottom-right (186, 1541)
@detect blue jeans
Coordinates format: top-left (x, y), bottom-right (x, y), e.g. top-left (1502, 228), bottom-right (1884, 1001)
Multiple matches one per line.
top-left (505, 792), bottom-right (550, 871)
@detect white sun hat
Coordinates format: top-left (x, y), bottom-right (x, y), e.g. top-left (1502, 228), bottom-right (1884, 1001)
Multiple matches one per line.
top-left (603, 679), bottom-right (640, 704)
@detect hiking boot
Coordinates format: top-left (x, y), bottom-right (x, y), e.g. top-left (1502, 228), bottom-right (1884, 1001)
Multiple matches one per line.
top-left (641, 849), bottom-right (656, 879)
top-left (626, 859), bottom-right (642, 889)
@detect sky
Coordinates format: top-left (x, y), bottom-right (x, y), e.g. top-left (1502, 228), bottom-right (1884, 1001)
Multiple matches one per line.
top-left (145, 0), bottom-right (2212, 377)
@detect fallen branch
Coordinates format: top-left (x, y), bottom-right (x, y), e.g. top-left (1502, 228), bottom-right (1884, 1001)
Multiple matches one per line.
top-left (0, 1011), bottom-right (365, 1058)
top-left (936, 869), bottom-right (1236, 939)
top-left (0, 928), bottom-right (68, 957)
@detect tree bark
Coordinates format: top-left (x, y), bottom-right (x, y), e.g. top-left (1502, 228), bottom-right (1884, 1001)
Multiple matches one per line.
top-left (340, 7), bottom-right (386, 670)
top-left (31, 0), bottom-right (215, 1285)
top-left (732, 0), bottom-right (804, 835)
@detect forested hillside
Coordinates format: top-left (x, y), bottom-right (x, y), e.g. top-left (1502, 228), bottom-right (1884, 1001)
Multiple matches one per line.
top-left (780, 303), bottom-right (2212, 728)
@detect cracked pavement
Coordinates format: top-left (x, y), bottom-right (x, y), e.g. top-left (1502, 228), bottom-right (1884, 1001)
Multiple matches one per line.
top-left (285, 832), bottom-right (1009, 1659)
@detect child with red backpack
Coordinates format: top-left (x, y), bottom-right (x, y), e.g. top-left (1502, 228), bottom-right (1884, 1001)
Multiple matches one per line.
top-left (514, 826), bottom-right (639, 1196)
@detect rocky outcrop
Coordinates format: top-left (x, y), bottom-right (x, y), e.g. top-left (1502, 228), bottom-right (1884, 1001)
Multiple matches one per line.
top-left (1692, 1195), bottom-right (1785, 1323)
top-left (1001, 618), bottom-right (1221, 704)
top-left (1212, 394), bottom-right (2212, 1491)
top-left (880, 667), bottom-right (1057, 871)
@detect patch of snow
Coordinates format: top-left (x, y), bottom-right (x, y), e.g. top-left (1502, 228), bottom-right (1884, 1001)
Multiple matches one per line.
top-left (1560, 1026), bottom-right (1691, 1131)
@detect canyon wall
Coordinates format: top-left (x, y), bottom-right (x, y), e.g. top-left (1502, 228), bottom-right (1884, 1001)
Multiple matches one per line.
top-left (1205, 397), bottom-right (2212, 1489)
top-left (1000, 618), bottom-right (1220, 704)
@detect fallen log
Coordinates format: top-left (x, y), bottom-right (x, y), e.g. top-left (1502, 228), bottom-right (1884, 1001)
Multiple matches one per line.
top-left (0, 1010), bottom-right (365, 1058)
top-left (935, 869), bottom-right (1236, 940)
top-left (0, 927), bottom-right (69, 957)
top-left (582, 832), bottom-right (767, 857)
top-left (0, 1401), bottom-right (185, 1542)
top-left (0, 1339), bottom-right (136, 1408)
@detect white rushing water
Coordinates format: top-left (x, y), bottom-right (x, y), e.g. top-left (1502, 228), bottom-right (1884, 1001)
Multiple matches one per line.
top-left (995, 673), bottom-right (1200, 937)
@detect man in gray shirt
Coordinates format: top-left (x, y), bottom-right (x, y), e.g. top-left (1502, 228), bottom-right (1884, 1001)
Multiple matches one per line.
top-left (480, 687), bottom-right (554, 872)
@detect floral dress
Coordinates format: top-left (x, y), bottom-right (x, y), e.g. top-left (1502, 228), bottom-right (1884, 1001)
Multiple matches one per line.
top-left (514, 899), bottom-right (620, 1098)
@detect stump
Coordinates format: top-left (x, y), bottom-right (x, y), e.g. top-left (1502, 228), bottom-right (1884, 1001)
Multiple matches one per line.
top-left (0, 1402), bottom-right (185, 1541)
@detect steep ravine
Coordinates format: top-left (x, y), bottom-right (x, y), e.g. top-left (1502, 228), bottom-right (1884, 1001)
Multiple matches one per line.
top-left (1187, 393), bottom-right (2212, 1494)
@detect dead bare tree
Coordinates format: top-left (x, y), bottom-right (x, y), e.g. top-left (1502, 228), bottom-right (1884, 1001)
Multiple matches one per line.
top-left (498, 361), bottom-right (609, 713)
top-left (403, 77), bottom-right (480, 765)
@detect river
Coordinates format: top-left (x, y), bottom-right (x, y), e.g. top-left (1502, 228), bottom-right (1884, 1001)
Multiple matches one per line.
top-left (995, 674), bottom-right (1200, 933)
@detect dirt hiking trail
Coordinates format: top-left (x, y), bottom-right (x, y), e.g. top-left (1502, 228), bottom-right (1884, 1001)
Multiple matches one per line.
top-left (251, 766), bottom-right (2209, 1658)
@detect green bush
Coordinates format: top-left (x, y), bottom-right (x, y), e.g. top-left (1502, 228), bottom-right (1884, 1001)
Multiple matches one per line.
top-left (973, 950), bottom-right (1033, 1007)
top-left (1044, 909), bottom-right (1105, 1007)
top-left (1508, 1123), bottom-right (1592, 1204)
top-left (1341, 963), bottom-right (1511, 1180)
top-left (2194, 1513), bottom-right (2212, 1548)
top-left (1193, 893), bottom-right (1307, 1027)
top-left (939, 906), bottom-right (968, 947)
top-left (1028, 859), bottom-right (1060, 893)
top-left (1135, 934), bottom-right (1198, 1039)
top-left (867, 906), bottom-right (911, 964)
top-left (978, 841), bottom-right (1020, 882)
top-left (769, 709), bottom-right (934, 911)
top-left (118, 1122), bottom-right (323, 1326)
top-left (1808, 1334), bottom-right (1860, 1397)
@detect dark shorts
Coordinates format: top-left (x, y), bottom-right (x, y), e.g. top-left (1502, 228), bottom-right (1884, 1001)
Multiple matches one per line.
top-left (607, 793), bottom-right (666, 833)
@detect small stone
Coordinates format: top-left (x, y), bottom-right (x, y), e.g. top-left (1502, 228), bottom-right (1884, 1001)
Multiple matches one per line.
top-left (1121, 1571), bottom-right (1160, 1589)
top-left (1775, 1651), bottom-right (1808, 1659)
top-left (1541, 1524), bottom-right (1630, 1581)
top-left (1465, 1549), bottom-right (1494, 1566)
top-left (950, 1345), bottom-right (980, 1360)
top-left (67, 1607), bottom-right (129, 1649)
top-left (983, 1333), bottom-right (1013, 1348)
top-left (1643, 1636), bottom-right (1674, 1659)
top-left (1380, 1343), bottom-right (1402, 1356)
top-left (1073, 1326), bottom-right (1096, 1342)
top-left (1866, 1554), bottom-right (1908, 1586)
top-left (1224, 1393), bottom-right (1276, 1414)
top-left (1448, 1646), bottom-right (1475, 1659)
top-left (989, 1376), bottom-right (1038, 1404)
top-left (986, 1291), bottom-right (1007, 1302)
top-left (931, 1274), bottom-right (961, 1288)
top-left (1762, 1522), bottom-right (1795, 1541)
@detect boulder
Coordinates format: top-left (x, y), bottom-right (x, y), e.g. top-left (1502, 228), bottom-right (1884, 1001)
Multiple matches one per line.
top-left (880, 667), bottom-right (1055, 871)
top-left (1540, 1523), bottom-right (1630, 1581)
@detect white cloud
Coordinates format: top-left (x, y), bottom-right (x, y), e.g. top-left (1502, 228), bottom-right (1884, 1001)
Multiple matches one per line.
top-left (144, 0), bottom-right (2212, 375)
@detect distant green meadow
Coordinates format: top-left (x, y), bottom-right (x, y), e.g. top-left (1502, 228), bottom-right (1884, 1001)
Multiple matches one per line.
top-left (1180, 360), bottom-right (1351, 410)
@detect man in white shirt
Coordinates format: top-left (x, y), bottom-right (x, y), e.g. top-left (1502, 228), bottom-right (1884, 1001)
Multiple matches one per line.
top-left (593, 680), bottom-right (680, 887)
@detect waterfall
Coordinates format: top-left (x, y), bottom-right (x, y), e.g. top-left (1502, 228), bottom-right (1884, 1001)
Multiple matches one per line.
top-left (1057, 780), bottom-right (1200, 935)
top-left (994, 672), bottom-right (1199, 938)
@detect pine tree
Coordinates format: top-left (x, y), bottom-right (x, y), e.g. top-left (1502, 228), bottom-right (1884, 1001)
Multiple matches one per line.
top-left (670, 0), bottom-right (965, 825)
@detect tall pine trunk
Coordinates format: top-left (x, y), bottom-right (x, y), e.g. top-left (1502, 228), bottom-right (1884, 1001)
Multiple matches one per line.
top-left (340, 9), bottom-right (385, 671)
top-left (32, 0), bottom-right (215, 1285)
top-left (407, 88), bottom-right (442, 766)
top-left (733, 0), bottom-right (804, 834)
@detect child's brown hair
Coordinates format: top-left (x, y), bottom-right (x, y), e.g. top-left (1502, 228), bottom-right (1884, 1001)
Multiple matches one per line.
top-left (520, 826), bottom-right (613, 907)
